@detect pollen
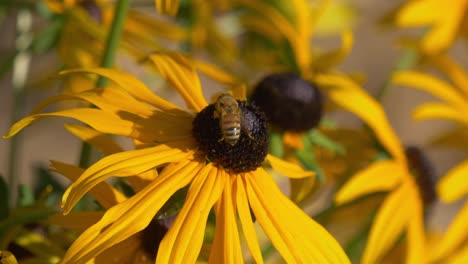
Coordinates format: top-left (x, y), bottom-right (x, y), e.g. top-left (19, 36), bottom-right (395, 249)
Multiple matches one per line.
top-left (192, 101), bottom-right (269, 173)
top-left (251, 72), bottom-right (323, 132)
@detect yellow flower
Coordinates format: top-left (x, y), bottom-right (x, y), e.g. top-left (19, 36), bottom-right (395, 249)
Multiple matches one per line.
top-left (155, 0), bottom-right (180, 16)
top-left (393, 54), bottom-right (468, 263)
top-left (5, 53), bottom-right (349, 263)
top-left (39, 0), bottom-right (187, 93)
top-left (324, 74), bottom-right (427, 263)
top-left (392, 0), bottom-right (468, 53)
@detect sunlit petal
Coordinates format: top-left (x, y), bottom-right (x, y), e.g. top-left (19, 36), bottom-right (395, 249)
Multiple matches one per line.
top-left (267, 154), bottom-right (315, 179)
top-left (313, 31), bottom-right (354, 70)
top-left (62, 141), bottom-right (194, 214)
top-left (315, 73), bottom-right (406, 165)
top-left (209, 173), bottom-right (243, 263)
top-left (412, 102), bottom-right (468, 125)
top-left (245, 169), bottom-right (350, 263)
top-left (362, 181), bottom-right (414, 264)
top-left (61, 159), bottom-right (201, 264)
top-left (234, 175), bottom-right (263, 264)
top-left (50, 161), bottom-right (126, 209)
top-left (437, 159), bottom-right (468, 202)
top-left (430, 201), bottom-right (468, 262)
top-left (59, 68), bottom-right (181, 111)
top-left (393, 71), bottom-right (468, 110)
top-left (405, 183), bottom-right (425, 264)
top-left (157, 164), bottom-right (226, 264)
top-left (148, 53), bottom-right (208, 112)
top-left (336, 160), bottom-right (404, 205)
top-left (430, 55), bottom-right (468, 97)
top-left (155, 0), bottom-right (180, 16)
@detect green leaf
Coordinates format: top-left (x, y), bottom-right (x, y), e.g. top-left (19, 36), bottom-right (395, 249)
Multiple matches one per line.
top-left (269, 132), bottom-right (284, 158)
top-left (295, 135), bottom-right (324, 182)
top-left (33, 166), bottom-right (65, 199)
top-left (0, 176), bottom-right (8, 221)
top-left (307, 130), bottom-right (345, 154)
top-left (31, 15), bottom-right (64, 54)
top-left (0, 51), bottom-right (17, 78)
top-left (17, 185), bottom-right (34, 208)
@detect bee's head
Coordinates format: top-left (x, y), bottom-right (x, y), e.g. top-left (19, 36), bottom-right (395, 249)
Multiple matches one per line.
top-left (216, 94), bottom-right (238, 114)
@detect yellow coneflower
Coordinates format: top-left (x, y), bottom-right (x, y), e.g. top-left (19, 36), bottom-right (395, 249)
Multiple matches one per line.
top-left (393, 54), bottom-right (468, 263)
top-left (391, 0), bottom-right (468, 54)
top-left (5, 53), bottom-right (350, 263)
top-left (324, 74), bottom-right (427, 263)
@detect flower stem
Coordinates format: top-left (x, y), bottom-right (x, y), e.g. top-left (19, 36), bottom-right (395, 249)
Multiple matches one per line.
top-left (78, 0), bottom-right (130, 168)
top-left (8, 9), bottom-right (32, 206)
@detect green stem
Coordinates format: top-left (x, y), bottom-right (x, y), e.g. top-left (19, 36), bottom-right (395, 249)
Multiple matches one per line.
top-left (376, 49), bottom-right (418, 101)
top-left (8, 10), bottom-right (32, 206)
top-left (78, 0), bottom-right (130, 168)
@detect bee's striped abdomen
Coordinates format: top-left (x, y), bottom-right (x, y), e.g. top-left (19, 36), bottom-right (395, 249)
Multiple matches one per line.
top-left (222, 114), bottom-right (241, 145)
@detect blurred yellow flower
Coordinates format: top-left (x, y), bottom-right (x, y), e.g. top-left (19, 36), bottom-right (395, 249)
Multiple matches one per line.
top-left (5, 53), bottom-right (349, 263)
top-left (327, 74), bottom-right (427, 264)
top-left (393, 54), bottom-right (468, 263)
top-left (393, 0), bottom-right (468, 53)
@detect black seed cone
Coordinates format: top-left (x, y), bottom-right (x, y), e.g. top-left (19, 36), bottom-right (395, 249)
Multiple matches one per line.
top-left (405, 146), bottom-right (437, 205)
top-left (141, 215), bottom-right (176, 259)
top-left (192, 101), bottom-right (269, 173)
top-left (251, 72), bottom-right (323, 132)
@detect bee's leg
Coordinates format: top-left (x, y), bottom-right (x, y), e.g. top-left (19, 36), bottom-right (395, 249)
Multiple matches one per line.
top-left (218, 137), bottom-right (225, 142)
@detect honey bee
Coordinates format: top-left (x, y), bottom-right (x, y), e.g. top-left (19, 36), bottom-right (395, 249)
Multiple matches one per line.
top-left (214, 93), bottom-right (251, 146)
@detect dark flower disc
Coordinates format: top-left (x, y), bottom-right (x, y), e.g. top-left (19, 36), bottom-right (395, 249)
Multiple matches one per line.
top-left (192, 101), bottom-right (269, 173)
top-left (405, 146), bottom-right (436, 205)
top-left (141, 215), bottom-right (176, 259)
top-left (251, 72), bottom-right (323, 132)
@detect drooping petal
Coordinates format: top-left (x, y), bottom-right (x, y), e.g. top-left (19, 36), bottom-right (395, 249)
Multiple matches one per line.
top-left (50, 161), bottom-right (126, 209)
top-left (209, 173), bottom-right (243, 263)
top-left (62, 140), bottom-right (194, 214)
top-left (430, 201), bottom-right (468, 262)
top-left (335, 160), bottom-right (404, 205)
top-left (64, 124), bottom-right (123, 155)
top-left (405, 182), bottom-right (425, 264)
top-left (234, 175), bottom-right (263, 264)
top-left (267, 154), bottom-right (315, 179)
top-left (361, 181), bottom-right (414, 264)
top-left (430, 55), bottom-right (468, 97)
top-left (430, 125), bottom-right (468, 150)
top-left (157, 164), bottom-right (226, 264)
top-left (93, 235), bottom-right (144, 264)
top-left (244, 169), bottom-right (350, 263)
top-left (447, 239), bottom-right (468, 264)
top-left (3, 108), bottom-right (135, 140)
top-left (313, 31), bottom-right (354, 71)
top-left (192, 59), bottom-right (242, 87)
top-left (48, 211), bottom-right (104, 232)
top-left (412, 102), bottom-right (468, 125)
top-left (393, 71), bottom-right (468, 110)
top-left (155, 0), bottom-right (180, 16)
top-left (59, 68), bottom-right (181, 111)
top-left (61, 159), bottom-right (202, 264)
top-left (148, 53), bottom-right (208, 112)
top-left (315, 73), bottom-right (406, 165)
top-left (437, 159), bottom-right (468, 202)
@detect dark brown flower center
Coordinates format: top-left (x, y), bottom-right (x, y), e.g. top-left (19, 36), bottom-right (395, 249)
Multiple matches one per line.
top-left (405, 146), bottom-right (436, 205)
top-left (192, 100), bottom-right (269, 173)
top-left (251, 72), bottom-right (323, 132)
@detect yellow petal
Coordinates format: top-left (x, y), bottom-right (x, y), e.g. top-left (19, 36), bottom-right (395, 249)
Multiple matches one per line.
top-left (267, 154), bottom-right (315, 179)
top-left (393, 71), bottom-right (468, 110)
top-left (126, 10), bottom-right (187, 41)
top-left (50, 161), bottom-right (127, 209)
top-left (313, 31), bottom-right (354, 71)
top-left (48, 211), bottom-right (104, 232)
top-left (93, 235), bottom-right (143, 264)
top-left (0, 250), bottom-right (18, 264)
top-left (209, 173), bottom-right (243, 263)
top-left (64, 124), bottom-right (123, 155)
top-left (61, 159), bottom-right (201, 263)
top-left (283, 132), bottom-right (304, 150)
top-left (447, 239), bottom-right (468, 264)
top-left (157, 164), bottom-right (226, 264)
top-left (430, 201), bottom-right (468, 262)
top-left (335, 160), bottom-right (405, 205)
top-left (231, 84), bottom-right (247, 101)
top-left (59, 68), bottom-right (181, 111)
top-left (437, 159), bottom-right (468, 202)
top-left (430, 55), bottom-right (468, 97)
top-left (192, 59), bottom-right (242, 87)
top-left (4, 108), bottom-right (134, 139)
top-left (62, 141), bottom-right (193, 214)
top-left (315, 73), bottom-right (406, 165)
top-left (126, 169), bottom-right (158, 193)
top-left (148, 53), bottom-right (208, 112)
top-left (234, 176), bottom-right (263, 264)
top-left (405, 182), bottom-right (425, 264)
top-left (430, 125), bottom-right (468, 150)
top-left (155, 0), bottom-right (179, 16)
top-left (395, 0), bottom-right (441, 26)
top-left (245, 169), bottom-right (350, 263)
top-left (361, 181), bottom-right (414, 264)
top-left (412, 102), bottom-right (468, 125)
